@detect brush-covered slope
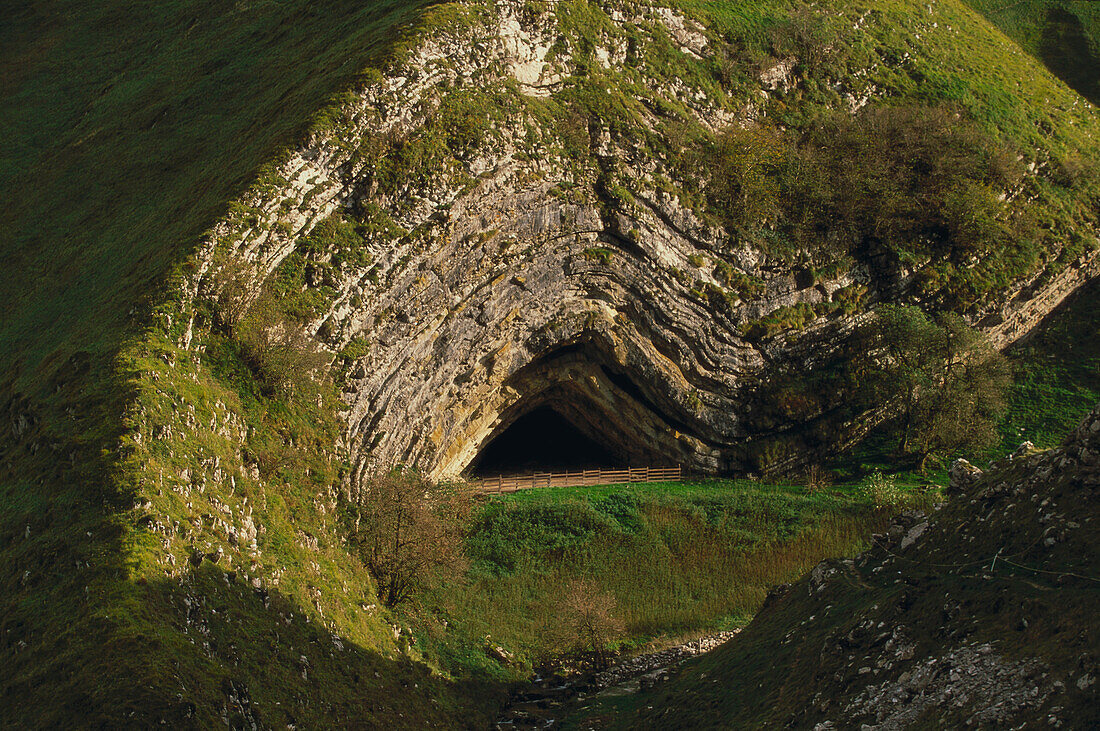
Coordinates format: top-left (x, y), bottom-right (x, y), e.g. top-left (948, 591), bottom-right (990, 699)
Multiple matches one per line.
top-left (631, 404), bottom-right (1100, 728)
top-left (1, 0), bottom-right (1099, 726)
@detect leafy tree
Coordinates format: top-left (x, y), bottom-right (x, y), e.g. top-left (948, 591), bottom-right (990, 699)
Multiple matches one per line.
top-left (856, 305), bottom-right (1010, 470)
top-left (348, 469), bottom-right (470, 607)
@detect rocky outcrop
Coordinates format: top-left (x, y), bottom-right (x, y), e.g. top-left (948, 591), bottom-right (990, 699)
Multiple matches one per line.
top-left (186, 0), bottom-right (1098, 485)
top-left (631, 403), bottom-right (1100, 727)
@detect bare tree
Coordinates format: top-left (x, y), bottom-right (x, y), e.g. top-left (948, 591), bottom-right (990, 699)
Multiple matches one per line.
top-left (553, 578), bottom-right (625, 667)
top-left (349, 469), bottom-right (470, 607)
top-left (803, 464), bottom-right (832, 494)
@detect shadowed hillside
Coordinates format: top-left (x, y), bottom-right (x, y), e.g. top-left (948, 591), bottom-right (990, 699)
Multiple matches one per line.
top-left (0, 2), bottom-right (488, 726)
top-left (965, 0), bottom-right (1100, 104)
top-left (630, 405), bottom-right (1100, 728)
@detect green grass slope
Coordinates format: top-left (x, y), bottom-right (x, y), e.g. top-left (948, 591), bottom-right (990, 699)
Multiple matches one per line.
top-left (0, 0), bottom-right (434, 385)
top-left (964, 1), bottom-right (1100, 104)
top-left (405, 478), bottom-right (936, 679)
top-left (998, 277), bottom-right (1100, 451)
top-left (0, 1), bottom-right (487, 726)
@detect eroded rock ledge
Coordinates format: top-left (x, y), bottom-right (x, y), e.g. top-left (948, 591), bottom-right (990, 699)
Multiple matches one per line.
top-left (187, 1), bottom-right (1098, 483)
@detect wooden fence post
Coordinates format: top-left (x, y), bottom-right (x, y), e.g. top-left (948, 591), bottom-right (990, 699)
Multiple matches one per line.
top-left (474, 462), bottom-right (687, 494)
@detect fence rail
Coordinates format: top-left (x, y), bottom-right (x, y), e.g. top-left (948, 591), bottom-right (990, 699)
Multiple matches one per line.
top-left (473, 466), bottom-right (682, 494)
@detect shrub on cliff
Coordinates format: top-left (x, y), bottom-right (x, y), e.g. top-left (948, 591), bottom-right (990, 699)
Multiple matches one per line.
top-left (703, 104), bottom-right (1031, 303)
top-left (347, 469), bottom-right (471, 607)
top-left (855, 304), bottom-right (1011, 470)
top-left (235, 287), bottom-right (329, 396)
top-left (204, 257), bottom-right (330, 396)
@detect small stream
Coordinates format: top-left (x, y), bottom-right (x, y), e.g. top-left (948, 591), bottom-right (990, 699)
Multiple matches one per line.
top-left (494, 631), bottom-right (739, 729)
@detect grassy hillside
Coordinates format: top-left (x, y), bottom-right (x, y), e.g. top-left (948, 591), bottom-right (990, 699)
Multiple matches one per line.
top-left (964, 0), bottom-right (1100, 103)
top-left (0, 1), bottom-right (471, 726)
top-left (403, 478), bottom-right (936, 680)
top-left (998, 278), bottom-right (1100, 451)
top-left (0, 0), bottom-right (436, 387)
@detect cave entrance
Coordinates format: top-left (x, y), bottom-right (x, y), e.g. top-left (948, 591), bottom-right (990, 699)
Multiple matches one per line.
top-left (467, 406), bottom-right (620, 477)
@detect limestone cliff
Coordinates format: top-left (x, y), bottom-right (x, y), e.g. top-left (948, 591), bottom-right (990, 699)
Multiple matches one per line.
top-left (4, 0), bottom-right (1099, 726)
top-left (185, 0), bottom-right (1098, 486)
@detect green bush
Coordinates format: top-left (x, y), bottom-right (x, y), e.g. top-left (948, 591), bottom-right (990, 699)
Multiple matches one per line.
top-left (235, 287), bottom-right (329, 397)
top-left (583, 247), bottom-right (615, 265)
top-left (302, 213), bottom-right (369, 269)
top-left (699, 104), bottom-right (1043, 307)
top-left (705, 125), bottom-right (791, 233)
top-left (857, 470), bottom-right (904, 509)
top-left (714, 262), bottom-right (765, 300)
top-left (743, 302), bottom-right (816, 340)
top-left (853, 305), bottom-right (1011, 470)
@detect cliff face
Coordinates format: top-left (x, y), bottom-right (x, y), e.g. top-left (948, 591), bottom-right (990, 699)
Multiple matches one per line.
top-left (631, 404), bottom-right (1100, 728)
top-left (186, 0), bottom-right (1099, 486)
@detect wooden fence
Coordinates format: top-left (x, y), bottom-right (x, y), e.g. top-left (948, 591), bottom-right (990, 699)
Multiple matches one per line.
top-left (473, 466), bottom-right (682, 494)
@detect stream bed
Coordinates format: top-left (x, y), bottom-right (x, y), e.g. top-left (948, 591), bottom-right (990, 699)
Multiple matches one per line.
top-left (495, 630), bottom-right (739, 729)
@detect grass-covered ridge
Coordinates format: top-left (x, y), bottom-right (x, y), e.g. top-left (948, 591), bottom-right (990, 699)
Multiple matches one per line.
top-left (0, 0), bottom-right (478, 725)
top-left (963, 0), bottom-right (1100, 104)
top-left (1, 0), bottom-right (439, 390)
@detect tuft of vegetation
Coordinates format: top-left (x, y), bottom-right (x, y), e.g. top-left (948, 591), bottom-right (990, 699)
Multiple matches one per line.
top-left (743, 302), bottom-right (818, 340)
top-left (856, 469), bottom-right (906, 509)
top-left (584, 247), bottom-right (616, 265)
top-left (714, 261), bottom-right (765, 300)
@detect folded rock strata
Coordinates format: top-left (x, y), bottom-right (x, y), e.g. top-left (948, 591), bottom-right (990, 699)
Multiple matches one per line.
top-left (187, 2), bottom-right (1099, 485)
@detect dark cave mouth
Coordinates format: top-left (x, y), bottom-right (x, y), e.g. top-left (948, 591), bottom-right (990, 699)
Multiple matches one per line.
top-left (466, 406), bottom-right (622, 477)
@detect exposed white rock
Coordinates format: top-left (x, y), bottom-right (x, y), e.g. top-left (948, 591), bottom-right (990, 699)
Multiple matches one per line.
top-left (182, 0), bottom-right (1100, 490)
